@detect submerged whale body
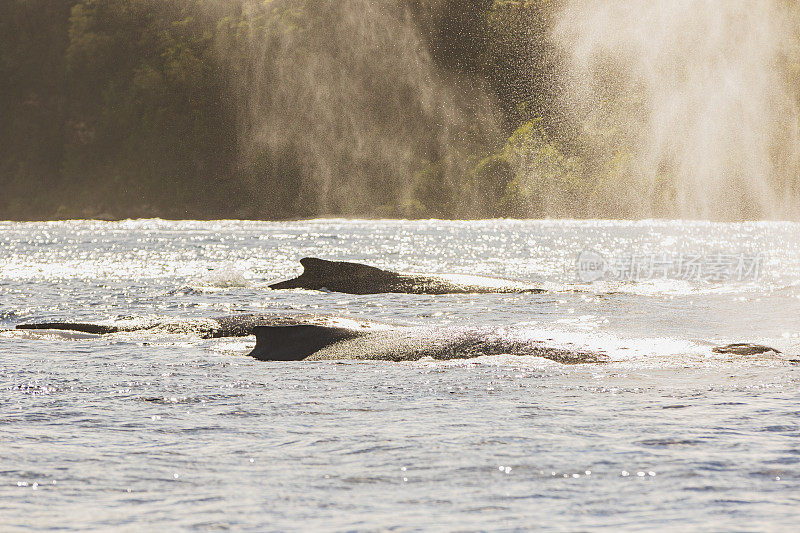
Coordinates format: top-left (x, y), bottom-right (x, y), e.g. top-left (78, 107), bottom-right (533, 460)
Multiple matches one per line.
top-left (712, 343), bottom-right (781, 356)
top-left (15, 313), bottom-right (603, 363)
top-left (268, 257), bottom-right (546, 295)
top-left (15, 313), bottom-right (381, 339)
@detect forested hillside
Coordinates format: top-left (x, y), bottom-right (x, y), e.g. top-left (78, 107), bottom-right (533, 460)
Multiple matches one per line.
top-left (2, 0), bottom-right (799, 220)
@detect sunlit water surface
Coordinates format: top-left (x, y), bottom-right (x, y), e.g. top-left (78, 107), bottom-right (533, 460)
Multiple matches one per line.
top-left (1, 219), bottom-right (799, 531)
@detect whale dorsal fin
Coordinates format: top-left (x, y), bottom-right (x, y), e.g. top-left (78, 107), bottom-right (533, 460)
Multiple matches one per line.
top-left (269, 258), bottom-right (393, 291)
top-left (299, 257), bottom-right (387, 280)
top-left (248, 324), bottom-right (370, 361)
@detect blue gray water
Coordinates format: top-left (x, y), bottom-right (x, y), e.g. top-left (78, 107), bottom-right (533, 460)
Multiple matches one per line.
top-left (1, 219), bottom-right (799, 531)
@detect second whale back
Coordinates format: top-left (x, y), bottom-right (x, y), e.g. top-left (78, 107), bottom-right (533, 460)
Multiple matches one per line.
top-left (269, 257), bottom-right (545, 295)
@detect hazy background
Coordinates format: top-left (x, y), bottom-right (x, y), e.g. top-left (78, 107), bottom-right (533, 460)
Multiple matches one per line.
top-left (2, 0), bottom-right (799, 221)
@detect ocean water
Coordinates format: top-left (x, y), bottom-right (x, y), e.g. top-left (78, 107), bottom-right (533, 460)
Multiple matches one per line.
top-left (1, 219), bottom-right (799, 531)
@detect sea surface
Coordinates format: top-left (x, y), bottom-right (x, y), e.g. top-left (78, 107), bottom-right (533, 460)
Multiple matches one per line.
top-left (1, 219), bottom-right (799, 531)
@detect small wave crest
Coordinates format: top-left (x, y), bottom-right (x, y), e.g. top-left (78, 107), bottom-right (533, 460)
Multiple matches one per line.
top-left (196, 265), bottom-right (251, 288)
top-left (171, 265), bottom-right (252, 294)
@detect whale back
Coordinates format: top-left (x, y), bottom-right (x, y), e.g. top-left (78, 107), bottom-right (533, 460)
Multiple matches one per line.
top-left (268, 257), bottom-right (548, 294)
top-left (303, 327), bottom-right (609, 363)
top-left (246, 323), bottom-right (610, 364)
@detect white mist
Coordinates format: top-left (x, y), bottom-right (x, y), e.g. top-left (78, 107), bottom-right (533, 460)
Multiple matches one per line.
top-left (554, 0), bottom-right (800, 220)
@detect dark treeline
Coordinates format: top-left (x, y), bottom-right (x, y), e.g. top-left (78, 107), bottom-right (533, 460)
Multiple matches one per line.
top-left (1, 0), bottom-right (579, 220)
top-left (2, 0), bottom-right (243, 219)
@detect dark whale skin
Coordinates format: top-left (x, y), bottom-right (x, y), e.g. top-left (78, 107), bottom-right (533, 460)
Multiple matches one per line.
top-left (268, 257), bottom-right (546, 295)
top-left (14, 322), bottom-right (119, 335)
